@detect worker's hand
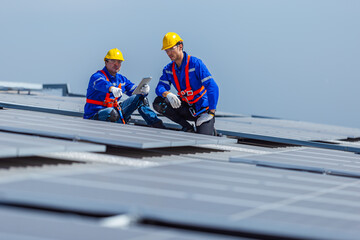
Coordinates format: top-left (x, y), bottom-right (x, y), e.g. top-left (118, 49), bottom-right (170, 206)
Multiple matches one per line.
top-left (140, 84), bottom-right (150, 96)
top-left (111, 87), bottom-right (122, 98)
top-left (166, 92), bottom-right (181, 109)
top-left (196, 112), bottom-right (214, 126)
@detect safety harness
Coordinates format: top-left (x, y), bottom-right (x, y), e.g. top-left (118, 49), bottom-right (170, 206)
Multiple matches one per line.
top-left (172, 55), bottom-right (208, 117)
top-left (86, 70), bottom-right (125, 123)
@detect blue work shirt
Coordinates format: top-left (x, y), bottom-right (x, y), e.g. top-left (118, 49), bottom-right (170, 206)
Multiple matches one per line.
top-left (155, 51), bottom-right (219, 112)
top-left (84, 67), bottom-right (136, 119)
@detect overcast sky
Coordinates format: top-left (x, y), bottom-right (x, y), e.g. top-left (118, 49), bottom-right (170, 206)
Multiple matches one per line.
top-left (1, 0), bottom-right (359, 128)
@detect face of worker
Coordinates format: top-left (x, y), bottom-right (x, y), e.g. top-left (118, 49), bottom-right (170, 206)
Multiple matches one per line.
top-left (165, 44), bottom-right (183, 62)
top-left (105, 59), bottom-right (122, 76)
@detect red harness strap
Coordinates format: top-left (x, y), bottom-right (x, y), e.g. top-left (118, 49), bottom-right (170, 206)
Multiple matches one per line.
top-left (172, 55), bottom-right (207, 105)
top-left (86, 70), bottom-right (125, 124)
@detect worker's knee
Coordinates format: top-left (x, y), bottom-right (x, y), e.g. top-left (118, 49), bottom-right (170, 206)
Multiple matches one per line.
top-left (94, 108), bottom-right (119, 122)
top-left (142, 96), bottom-right (149, 107)
top-left (196, 117), bottom-right (215, 135)
top-left (153, 96), bottom-right (167, 114)
top-left (108, 108), bottom-right (120, 122)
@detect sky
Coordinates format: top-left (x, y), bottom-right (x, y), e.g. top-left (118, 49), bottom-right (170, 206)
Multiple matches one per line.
top-left (1, 0), bottom-right (359, 128)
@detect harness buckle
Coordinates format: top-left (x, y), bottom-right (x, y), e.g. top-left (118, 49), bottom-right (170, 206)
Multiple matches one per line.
top-left (103, 100), bottom-right (109, 107)
top-left (180, 90), bottom-right (194, 96)
top-left (189, 107), bottom-right (196, 117)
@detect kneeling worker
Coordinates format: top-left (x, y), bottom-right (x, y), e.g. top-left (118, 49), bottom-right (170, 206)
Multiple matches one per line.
top-left (153, 32), bottom-right (219, 135)
top-left (84, 48), bottom-right (165, 128)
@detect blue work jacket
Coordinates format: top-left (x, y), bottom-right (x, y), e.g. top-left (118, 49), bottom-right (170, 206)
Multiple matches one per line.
top-left (84, 67), bottom-right (136, 119)
top-left (155, 51), bottom-right (219, 112)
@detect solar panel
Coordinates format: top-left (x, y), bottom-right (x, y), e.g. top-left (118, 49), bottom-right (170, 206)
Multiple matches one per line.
top-left (0, 207), bottom-right (239, 240)
top-left (215, 117), bottom-right (360, 153)
top-left (0, 132), bottom-right (105, 158)
top-left (217, 116), bottom-right (360, 138)
top-left (0, 109), bottom-right (235, 149)
top-left (0, 92), bottom-right (84, 117)
top-left (0, 159), bottom-right (359, 240)
top-left (230, 147), bottom-right (360, 178)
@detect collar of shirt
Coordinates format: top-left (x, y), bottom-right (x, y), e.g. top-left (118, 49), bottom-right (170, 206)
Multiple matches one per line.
top-left (174, 51), bottom-right (188, 72)
top-left (102, 67), bottom-right (117, 82)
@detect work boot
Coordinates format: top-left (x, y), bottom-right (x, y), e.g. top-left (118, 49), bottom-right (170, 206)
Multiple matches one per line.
top-left (181, 124), bottom-right (195, 133)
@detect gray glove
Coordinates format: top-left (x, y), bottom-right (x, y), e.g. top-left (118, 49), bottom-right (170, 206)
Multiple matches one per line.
top-left (166, 92), bottom-right (181, 108)
top-left (140, 84), bottom-right (150, 95)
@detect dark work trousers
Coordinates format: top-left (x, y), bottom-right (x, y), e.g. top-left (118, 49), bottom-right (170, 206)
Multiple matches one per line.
top-left (153, 96), bottom-right (215, 135)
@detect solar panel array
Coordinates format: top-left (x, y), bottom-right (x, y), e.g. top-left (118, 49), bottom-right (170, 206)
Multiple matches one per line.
top-left (0, 92), bottom-right (84, 116)
top-left (0, 131), bottom-right (105, 158)
top-left (0, 109), bottom-right (235, 149)
top-left (0, 207), bottom-right (244, 240)
top-left (0, 158), bottom-right (359, 240)
top-left (0, 91), bottom-right (360, 239)
top-left (214, 117), bottom-right (360, 153)
top-left (2, 92), bottom-right (360, 154)
top-left (230, 147), bottom-right (360, 178)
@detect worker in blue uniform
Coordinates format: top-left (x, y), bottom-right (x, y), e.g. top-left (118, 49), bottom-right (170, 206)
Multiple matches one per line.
top-left (84, 48), bottom-right (165, 128)
top-left (153, 32), bottom-right (219, 135)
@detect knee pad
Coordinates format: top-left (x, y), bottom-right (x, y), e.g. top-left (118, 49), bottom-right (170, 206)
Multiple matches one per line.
top-left (108, 109), bottom-right (120, 122)
top-left (153, 96), bottom-right (167, 114)
top-left (153, 102), bottom-right (168, 114)
top-left (142, 96), bottom-right (149, 106)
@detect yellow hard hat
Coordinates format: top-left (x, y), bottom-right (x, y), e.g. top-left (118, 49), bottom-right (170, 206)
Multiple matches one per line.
top-left (161, 32), bottom-right (183, 50)
top-left (104, 48), bottom-right (125, 61)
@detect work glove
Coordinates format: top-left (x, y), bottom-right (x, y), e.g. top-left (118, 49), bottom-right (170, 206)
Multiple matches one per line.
top-left (140, 84), bottom-right (150, 96)
top-left (196, 112), bottom-right (214, 126)
top-left (111, 87), bottom-right (122, 98)
top-left (166, 92), bottom-right (181, 109)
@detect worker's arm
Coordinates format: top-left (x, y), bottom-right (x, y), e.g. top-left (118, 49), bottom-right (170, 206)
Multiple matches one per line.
top-left (122, 76), bottom-right (136, 96)
top-left (91, 73), bottom-right (113, 93)
top-left (156, 68), bottom-right (172, 97)
top-left (195, 59), bottom-right (219, 113)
